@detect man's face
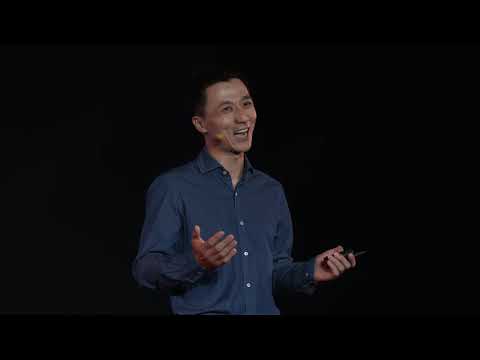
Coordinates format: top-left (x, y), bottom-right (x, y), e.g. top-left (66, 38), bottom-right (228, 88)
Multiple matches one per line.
top-left (195, 78), bottom-right (257, 155)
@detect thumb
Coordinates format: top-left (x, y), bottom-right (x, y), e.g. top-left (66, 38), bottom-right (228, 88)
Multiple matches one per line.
top-left (192, 225), bottom-right (202, 241)
top-left (322, 246), bottom-right (343, 258)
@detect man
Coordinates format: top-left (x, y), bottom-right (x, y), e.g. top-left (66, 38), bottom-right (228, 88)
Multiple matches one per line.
top-left (132, 69), bottom-right (357, 315)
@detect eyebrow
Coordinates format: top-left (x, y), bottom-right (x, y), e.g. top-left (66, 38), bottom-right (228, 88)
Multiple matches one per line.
top-left (216, 96), bottom-right (253, 109)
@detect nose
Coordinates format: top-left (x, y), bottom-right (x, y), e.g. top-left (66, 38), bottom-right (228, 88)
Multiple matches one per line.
top-left (235, 108), bottom-right (251, 124)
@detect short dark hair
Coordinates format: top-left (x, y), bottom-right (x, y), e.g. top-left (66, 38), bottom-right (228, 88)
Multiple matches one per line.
top-left (189, 66), bottom-right (251, 117)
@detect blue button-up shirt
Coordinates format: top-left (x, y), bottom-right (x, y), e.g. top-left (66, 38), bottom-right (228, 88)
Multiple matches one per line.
top-left (132, 147), bottom-right (317, 315)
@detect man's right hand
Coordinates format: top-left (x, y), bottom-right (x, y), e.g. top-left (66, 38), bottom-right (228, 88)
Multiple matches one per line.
top-left (191, 225), bottom-right (237, 270)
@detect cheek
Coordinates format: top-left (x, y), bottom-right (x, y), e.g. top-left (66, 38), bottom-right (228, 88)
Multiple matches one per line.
top-left (206, 116), bottom-right (228, 132)
top-left (222, 115), bottom-right (238, 130)
top-left (250, 118), bottom-right (256, 129)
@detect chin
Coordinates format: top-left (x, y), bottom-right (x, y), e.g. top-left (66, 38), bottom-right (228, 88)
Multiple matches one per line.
top-left (233, 143), bottom-right (252, 154)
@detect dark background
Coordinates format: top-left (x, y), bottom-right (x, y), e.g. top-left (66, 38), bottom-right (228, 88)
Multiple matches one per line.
top-left (1, 43), bottom-right (477, 315)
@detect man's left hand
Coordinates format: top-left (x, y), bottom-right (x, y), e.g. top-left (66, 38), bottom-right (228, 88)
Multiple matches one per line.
top-left (314, 246), bottom-right (356, 282)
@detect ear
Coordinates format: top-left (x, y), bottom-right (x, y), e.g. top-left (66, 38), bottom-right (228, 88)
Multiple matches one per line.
top-left (192, 116), bottom-right (208, 134)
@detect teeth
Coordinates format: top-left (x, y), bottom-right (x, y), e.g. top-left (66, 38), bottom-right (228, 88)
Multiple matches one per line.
top-left (234, 128), bottom-right (248, 134)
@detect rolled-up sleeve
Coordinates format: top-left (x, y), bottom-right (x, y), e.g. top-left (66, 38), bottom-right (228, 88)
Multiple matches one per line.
top-left (132, 176), bottom-right (207, 294)
top-left (272, 184), bottom-right (317, 295)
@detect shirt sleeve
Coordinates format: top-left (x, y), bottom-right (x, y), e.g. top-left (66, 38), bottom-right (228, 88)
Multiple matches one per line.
top-left (132, 176), bottom-right (208, 294)
top-left (272, 184), bottom-right (318, 296)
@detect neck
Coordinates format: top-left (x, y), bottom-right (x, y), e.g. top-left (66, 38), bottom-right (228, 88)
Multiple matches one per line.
top-left (206, 143), bottom-right (245, 181)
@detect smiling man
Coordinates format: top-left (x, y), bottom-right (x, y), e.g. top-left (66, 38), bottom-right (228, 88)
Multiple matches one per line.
top-left (132, 69), bottom-right (356, 315)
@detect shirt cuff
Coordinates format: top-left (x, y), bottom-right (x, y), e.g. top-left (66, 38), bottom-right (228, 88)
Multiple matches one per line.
top-left (300, 258), bottom-right (317, 295)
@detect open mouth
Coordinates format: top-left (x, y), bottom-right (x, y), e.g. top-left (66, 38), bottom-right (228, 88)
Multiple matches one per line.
top-left (233, 127), bottom-right (249, 138)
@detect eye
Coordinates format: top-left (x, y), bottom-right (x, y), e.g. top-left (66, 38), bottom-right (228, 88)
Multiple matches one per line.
top-left (222, 106), bottom-right (234, 113)
top-left (243, 100), bottom-right (253, 107)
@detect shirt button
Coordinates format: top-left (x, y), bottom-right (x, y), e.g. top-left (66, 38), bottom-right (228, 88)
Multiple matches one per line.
top-left (244, 251), bottom-right (249, 256)
top-left (235, 192), bottom-right (238, 197)
top-left (239, 220), bottom-right (244, 226)
top-left (222, 170), bottom-right (227, 175)
top-left (246, 282), bottom-right (251, 288)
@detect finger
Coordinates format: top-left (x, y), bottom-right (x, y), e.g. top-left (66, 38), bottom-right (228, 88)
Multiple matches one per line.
top-left (348, 253), bottom-right (356, 267)
top-left (326, 260), bottom-right (340, 276)
top-left (214, 234), bottom-right (235, 253)
top-left (319, 246), bottom-right (345, 268)
top-left (206, 235), bottom-right (234, 258)
top-left (328, 254), bottom-right (346, 272)
top-left (220, 247), bottom-right (237, 264)
top-left (324, 246), bottom-right (343, 257)
top-left (333, 252), bottom-right (351, 269)
top-left (206, 230), bottom-right (226, 247)
top-left (215, 238), bottom-right (237, 260)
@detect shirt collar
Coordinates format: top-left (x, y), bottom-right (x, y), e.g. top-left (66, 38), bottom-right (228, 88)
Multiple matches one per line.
top-left (196, 146), bottom-right (256, 178)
